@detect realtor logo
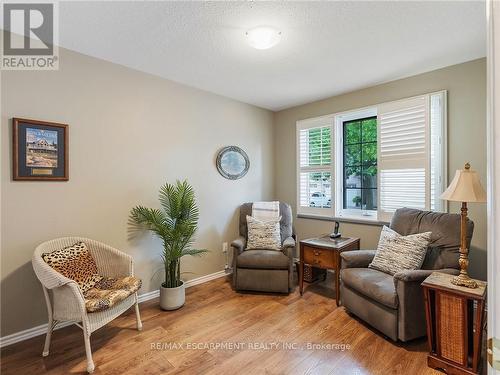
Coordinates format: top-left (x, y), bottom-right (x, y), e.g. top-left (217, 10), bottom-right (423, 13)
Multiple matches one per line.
top-left (1, 1), bottom-right (59, 70)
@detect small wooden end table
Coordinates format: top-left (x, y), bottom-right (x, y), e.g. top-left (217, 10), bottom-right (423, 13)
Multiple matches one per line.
top-left (422, 272), bottom-right (487, 375)
top-left (299, 236), bottom-right (360, 306)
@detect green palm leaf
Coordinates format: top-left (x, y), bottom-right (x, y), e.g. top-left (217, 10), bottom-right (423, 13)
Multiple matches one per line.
top-left (130, 180), bottom-right (208, 288)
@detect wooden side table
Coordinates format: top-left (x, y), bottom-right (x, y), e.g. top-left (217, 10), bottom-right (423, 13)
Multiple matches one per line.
top-left (299, 236), bottom-right (360, 306)
top-left (422, 272), bottom-right (487, 375)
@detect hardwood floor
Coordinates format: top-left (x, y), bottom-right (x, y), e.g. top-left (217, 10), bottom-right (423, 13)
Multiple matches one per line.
top-left (1, 274), bottom-right (440, 375)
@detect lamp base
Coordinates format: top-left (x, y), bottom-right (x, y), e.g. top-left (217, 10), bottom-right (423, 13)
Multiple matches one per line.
top-left (451, 273), bottom-right (478, 289)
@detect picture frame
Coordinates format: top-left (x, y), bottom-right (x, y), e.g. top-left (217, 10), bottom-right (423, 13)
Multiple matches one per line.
top-left (12, 118), bottom-right (69, 181)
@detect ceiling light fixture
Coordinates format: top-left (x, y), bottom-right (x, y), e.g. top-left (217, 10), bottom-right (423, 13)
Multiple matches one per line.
top-left (245, 26), bottom-right (281, 50)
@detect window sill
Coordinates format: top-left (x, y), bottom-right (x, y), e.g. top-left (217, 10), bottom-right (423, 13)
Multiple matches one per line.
top-left (297, 214), bottom-right (388, 226)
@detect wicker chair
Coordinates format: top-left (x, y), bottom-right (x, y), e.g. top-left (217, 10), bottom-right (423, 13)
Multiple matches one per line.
top-left (32, 237), bottom-right (142, 373)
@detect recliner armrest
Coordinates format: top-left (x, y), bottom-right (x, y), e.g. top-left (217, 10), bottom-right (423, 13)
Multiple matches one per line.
top-left (282, 236), bottom-right (295, 249)
top-left (393, 268), bottom-right (459, 341)
top-left (282, 237), bottom-right (296, 259)
top-left (393, 268), bottom-right (459, 284)
top-left (231, 236), bottom-right (246, 255)
top-left (340, 250), bottom-right (376, 269)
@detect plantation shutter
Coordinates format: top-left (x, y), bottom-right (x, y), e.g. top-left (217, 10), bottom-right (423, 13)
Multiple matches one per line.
top-left (377, 95), bottom-right (430, 222)
top-left (298, 126), bottom-right (331, 168)
top-left (296, 117), bottom-right (333, 216)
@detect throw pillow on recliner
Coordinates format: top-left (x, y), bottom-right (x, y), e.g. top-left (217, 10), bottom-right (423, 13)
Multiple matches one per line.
top-left (246, 215), bottom-right (282, 250)
top-left (369, 226), bottom-right (431, 275)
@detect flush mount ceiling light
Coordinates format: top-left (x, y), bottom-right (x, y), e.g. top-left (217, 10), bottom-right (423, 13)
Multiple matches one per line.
top-left (245, 26), bottom-right (282, 50)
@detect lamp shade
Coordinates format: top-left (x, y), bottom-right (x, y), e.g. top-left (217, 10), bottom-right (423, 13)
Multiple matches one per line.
top-left (440, 163), bottom-right (487, 203)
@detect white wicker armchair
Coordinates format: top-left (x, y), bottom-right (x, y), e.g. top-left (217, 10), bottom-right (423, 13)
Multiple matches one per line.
top-left (32, 237), bottom-right (142, 373)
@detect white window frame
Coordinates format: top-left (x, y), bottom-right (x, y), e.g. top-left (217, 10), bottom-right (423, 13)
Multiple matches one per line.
top-left (334, 107), bottom-right (378, 221)
top-left (296, 91), bottom-right (447, 223)
top-left (430, 91), bottom-right (448, 213)
top-left (296, 115), bottom-right (334, 217)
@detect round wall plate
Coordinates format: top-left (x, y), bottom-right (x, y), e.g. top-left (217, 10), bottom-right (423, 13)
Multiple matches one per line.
top-left (216, 146), bottom-right (250, 180)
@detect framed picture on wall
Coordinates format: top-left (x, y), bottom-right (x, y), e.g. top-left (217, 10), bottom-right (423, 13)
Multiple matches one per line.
top-left (12, 118), bottom-right (69, 181)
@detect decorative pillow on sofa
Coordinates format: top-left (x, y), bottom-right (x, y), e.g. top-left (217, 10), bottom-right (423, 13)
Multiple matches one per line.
top-left (246, 215), bottom-right (282, 251)
top-left (42, 241), bottom-right (102, 292)
top-left (375, 225), bottom-right (399, 248)
top-left (369, 226), bottom-right (431, 275)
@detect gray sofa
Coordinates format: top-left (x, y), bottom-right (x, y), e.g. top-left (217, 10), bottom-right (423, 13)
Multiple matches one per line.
top-left (340, 208), bottom-right (474, 342)
top-left (231, 202), bottom-right (295, 294)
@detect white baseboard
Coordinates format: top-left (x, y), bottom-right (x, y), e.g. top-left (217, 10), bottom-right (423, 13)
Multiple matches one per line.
top-left (0, 321), bottom-right (72, 348)
top-left (184, 270), bottom-right (227, 288)
top-left (0, 270), bottom-right (227, 348)
top-left (136, 288), bottom-right (160, 303)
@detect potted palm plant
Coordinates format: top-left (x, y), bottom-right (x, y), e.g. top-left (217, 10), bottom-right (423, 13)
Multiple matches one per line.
top-left (130, 180), bottom-right (207, 310)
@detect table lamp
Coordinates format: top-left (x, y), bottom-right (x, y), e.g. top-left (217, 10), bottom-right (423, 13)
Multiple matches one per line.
top-left (440, 162), bottom-right (486, 288)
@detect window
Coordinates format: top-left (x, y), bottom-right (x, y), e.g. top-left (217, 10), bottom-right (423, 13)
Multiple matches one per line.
top-left (334, 107), bottom-right (378, 219)
top-left (296, 91), bottom-right (447, 222)
top-left (342, 117), bottom-right (378, 214)
top-left (297, 117), bottom-right (333, 216)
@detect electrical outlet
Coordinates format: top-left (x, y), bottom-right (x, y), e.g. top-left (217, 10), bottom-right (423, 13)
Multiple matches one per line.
top-left (222, 242), bottom-right (228, 253)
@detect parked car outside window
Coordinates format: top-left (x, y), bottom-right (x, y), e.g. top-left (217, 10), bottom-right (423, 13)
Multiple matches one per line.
top-left (310, 192), bottom-right (331, 208)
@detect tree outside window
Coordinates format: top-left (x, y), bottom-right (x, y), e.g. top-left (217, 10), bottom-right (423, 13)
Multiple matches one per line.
top-left (343, 117), bottom-right (377, 211)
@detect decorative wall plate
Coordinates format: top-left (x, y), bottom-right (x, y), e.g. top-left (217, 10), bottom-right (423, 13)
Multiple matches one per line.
top-left (216, 146), bottom-right (249, 180)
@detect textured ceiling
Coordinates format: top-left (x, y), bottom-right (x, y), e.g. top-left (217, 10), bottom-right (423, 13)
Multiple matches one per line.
top-left (59, 1), bottom-right (486, 111)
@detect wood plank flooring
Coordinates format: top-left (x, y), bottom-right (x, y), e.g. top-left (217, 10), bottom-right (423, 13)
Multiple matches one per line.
top-left (1, 274), bottom-right (441, 375)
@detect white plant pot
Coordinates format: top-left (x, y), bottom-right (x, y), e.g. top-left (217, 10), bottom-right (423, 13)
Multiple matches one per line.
top-left (160, 281), bottom-right (185, 310)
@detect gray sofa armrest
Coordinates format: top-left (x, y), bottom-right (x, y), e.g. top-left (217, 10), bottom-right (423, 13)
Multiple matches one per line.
top-left (282, 236), bottom-right (296, 260)
top-left (231, 236), bottom-right (246, 255)
top-left (282, 236), bottom-right (295, 249)
top-left (283, 237), bottom-right (295, 252)
top-left (393, 268), bottom-right (459, 283)
top-left (231, 236), bottom-right (246, 288)
top-left (393, 268), bottom-right (459, 341)
top-left (340, 250), bottom-right (376, 269)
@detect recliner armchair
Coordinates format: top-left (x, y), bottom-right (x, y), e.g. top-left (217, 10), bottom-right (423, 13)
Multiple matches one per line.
top-left (231, 202), bottom-right (295, 294)
top-left (340, 208), bottom-right (474, 342)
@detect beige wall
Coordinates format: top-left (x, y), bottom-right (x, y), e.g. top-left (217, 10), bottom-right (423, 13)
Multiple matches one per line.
top-left (0, 48), bottom-right (274, 336)
top-left (0, 52), bottom-right (487, 338)
top-left (274, 58), bottom-right (487, 280)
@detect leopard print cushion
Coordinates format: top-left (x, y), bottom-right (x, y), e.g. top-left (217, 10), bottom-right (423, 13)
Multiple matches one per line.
top-left (84, 276), bottom-right (142, 313)
top-left (42, 241), bottom-right (102, 292)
